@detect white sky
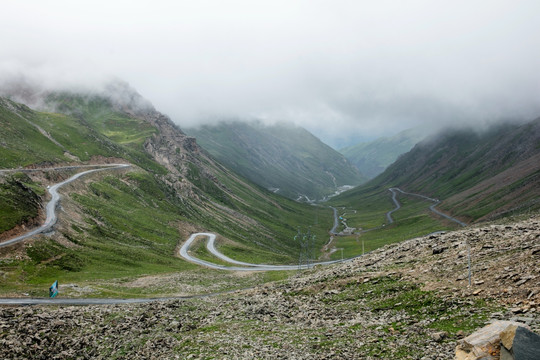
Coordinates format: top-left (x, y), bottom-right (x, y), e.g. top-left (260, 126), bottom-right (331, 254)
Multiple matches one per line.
top-left (1, 0), bottom-right (539, 147)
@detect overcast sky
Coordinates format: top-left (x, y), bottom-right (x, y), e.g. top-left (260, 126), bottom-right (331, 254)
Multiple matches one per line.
top-left (1, 1), bottom-right (539, 148)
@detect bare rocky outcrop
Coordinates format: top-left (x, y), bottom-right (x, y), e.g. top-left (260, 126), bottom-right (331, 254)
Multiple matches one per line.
top-left (455, 321), bottom-right (540, 360)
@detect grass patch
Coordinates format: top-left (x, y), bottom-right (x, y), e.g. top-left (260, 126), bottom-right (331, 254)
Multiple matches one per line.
top-left (0, 173), bottom-right (44, 233)
top-left (329, 191), bottom-right (458, 259)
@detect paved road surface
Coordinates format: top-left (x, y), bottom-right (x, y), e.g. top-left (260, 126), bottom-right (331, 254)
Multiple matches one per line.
top-left (179, 233), bottom-right (344, 271)
top-left (0, 164), bottom-right (130, 248)
top-left (387, 188), bottom-right (466, 227)
top-left (387, 188), bottom-right (401, 224)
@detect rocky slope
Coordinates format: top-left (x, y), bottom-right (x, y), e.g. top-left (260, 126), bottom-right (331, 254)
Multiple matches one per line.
top-left (1, 215), bottom-right (538, 359)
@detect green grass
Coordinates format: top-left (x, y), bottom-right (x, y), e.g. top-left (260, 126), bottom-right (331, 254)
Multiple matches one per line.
top-left (363, 276), bottom-right (495, 335)
top-left (216, 242), bottom-right (294, 265)
top-left (328, 188), bottom-right (458, 259)
top-left (0, 167), bottom-right (307, 297)
top-left (88, 112), bottom-right (157, 146)
top-left (0, 173), bottom-right (44, 233)
top-left (0, 99), bottom-right (69, 167)
top-left (298, 275), bottom-right (498, 336)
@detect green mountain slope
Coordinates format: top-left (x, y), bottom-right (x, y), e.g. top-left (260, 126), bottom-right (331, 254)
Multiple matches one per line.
top-left (0, 85), bottom-right (333, 296)
top-left (340, 128), bottom-right (427, 179)
top-left (335, 119), bottom-right (540, 223)
top-left (186, 121), bottom-right (366, 200)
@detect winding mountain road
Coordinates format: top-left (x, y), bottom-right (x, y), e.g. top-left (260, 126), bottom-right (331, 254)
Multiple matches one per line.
top-left (0, 167), bottom-right (465, 305)
top-left (0, 164), bottom-right (131, 248)
top-left (388, 188), bottom-right (466, 227)
top-left (179, 232), bottom-right (344, 271)
top-left (387, 188), bottom-right (401, 224)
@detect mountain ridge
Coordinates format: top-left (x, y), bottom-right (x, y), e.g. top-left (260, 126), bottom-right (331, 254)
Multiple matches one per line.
top-left (186, 120), bottom-right (367, 201)
top-left (0, 84), bottom-right (334, 297)
top-left (340, 127), bottom-right (428, 178)
top-left (336, 118), bottom-right (540, 223)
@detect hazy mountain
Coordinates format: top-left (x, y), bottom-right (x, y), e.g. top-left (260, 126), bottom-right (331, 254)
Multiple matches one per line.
top-left (340, 128), bottom-right (427, 179)
top-left (338, 119), bottom-right (540, 222)
top-left (186, 121), bottom-right (367, 201)
top-left (0, 82), bottom-right (334, 283)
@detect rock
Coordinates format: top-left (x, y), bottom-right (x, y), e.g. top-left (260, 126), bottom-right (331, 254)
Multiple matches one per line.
top-left (431, 331), bottom-right (448, 342)
top-left (455, 321), bottom-right (528, 360)
top-left (432, 247), bottom-right (448, 255)
top-left (500, 324), bottom-right (540, 360)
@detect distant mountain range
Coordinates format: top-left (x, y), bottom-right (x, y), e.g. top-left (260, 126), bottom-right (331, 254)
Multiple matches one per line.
top-left (186, 121), bottom-right (366, 201)
top-left (1, 78), bottom-right (539, 301)
top-left (340, 128), bottom-right (428, 179)
top-left (339, 119), bottom-right (540, 222)
top-left (0, 82), bottom-right (334, 274)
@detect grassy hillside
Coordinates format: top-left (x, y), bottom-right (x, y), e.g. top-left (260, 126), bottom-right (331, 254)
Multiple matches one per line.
top-left (326, 184), bottom-right (460, 260)
top-left (335, 119), bottom-right (540, 223)
top-left (340, 128), bottom-right (426, 178)
top-left (186, 121), bottom-right (366, 200)
top-left (0, 91), bottom-right (333, 297)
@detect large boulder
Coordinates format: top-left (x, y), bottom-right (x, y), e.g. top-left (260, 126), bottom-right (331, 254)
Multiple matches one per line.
top-left (455, 321), bottom-right (540, 360)
top-left (500, 324), bottom-right (540, 360)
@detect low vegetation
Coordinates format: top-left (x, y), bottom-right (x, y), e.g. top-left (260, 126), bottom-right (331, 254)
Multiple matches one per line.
top-left (327, 186), bottom-right (459, 259)
top-left (0, 172), bottom-right (44, 233)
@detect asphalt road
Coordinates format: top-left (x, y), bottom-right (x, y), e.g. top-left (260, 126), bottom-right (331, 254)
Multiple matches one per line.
top-left (0, 164), bottom-right (130, 248)
top-left (388, 187), bottom-right (466, 227)
top-left (0, 167), bottom-right (464, 305)
top-left (179, 232), bottom-right (344, 271)
top-left (387, 188), bottom-right (401, 224)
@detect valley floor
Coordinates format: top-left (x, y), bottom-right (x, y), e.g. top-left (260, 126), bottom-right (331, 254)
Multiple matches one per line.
top-left (1, 215), bottom-right (539, 359)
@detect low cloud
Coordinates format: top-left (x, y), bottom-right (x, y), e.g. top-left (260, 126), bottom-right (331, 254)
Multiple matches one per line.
top-left (1, 0), bottom-right (539, 148)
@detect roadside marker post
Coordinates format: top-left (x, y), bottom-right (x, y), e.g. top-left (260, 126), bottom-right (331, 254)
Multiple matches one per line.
top-left (468, 243), bottom-right (472, 287)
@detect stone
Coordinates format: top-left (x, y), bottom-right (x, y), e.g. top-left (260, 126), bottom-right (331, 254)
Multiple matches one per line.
top-left (500, 325), bottom-right (540, 360)
top-left (431, 331), bottom-right (448, 342)
top-left (501, 324), bottom-right (520, 349)
top-left (432, 247), bottom-right (448, 255)
top-left (455, 321), bottom-right (528, 360)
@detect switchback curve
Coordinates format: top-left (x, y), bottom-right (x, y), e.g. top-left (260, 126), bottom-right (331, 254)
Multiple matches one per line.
top-left (0, 164), bottom-right (131, 248)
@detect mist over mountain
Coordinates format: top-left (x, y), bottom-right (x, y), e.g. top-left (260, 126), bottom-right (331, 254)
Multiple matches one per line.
top-left (1, 2), bottom-right (540, 356)
top-left (0, 81), bottom-right (337, 268)
top-left (186, 120), bottom-right (366, 201)
top-left (338, 118), bottom-right (540, 222)
top-left (2, 1), bottom-right (540, 148)
top-left (340, 128), bottom-right (430, 179)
